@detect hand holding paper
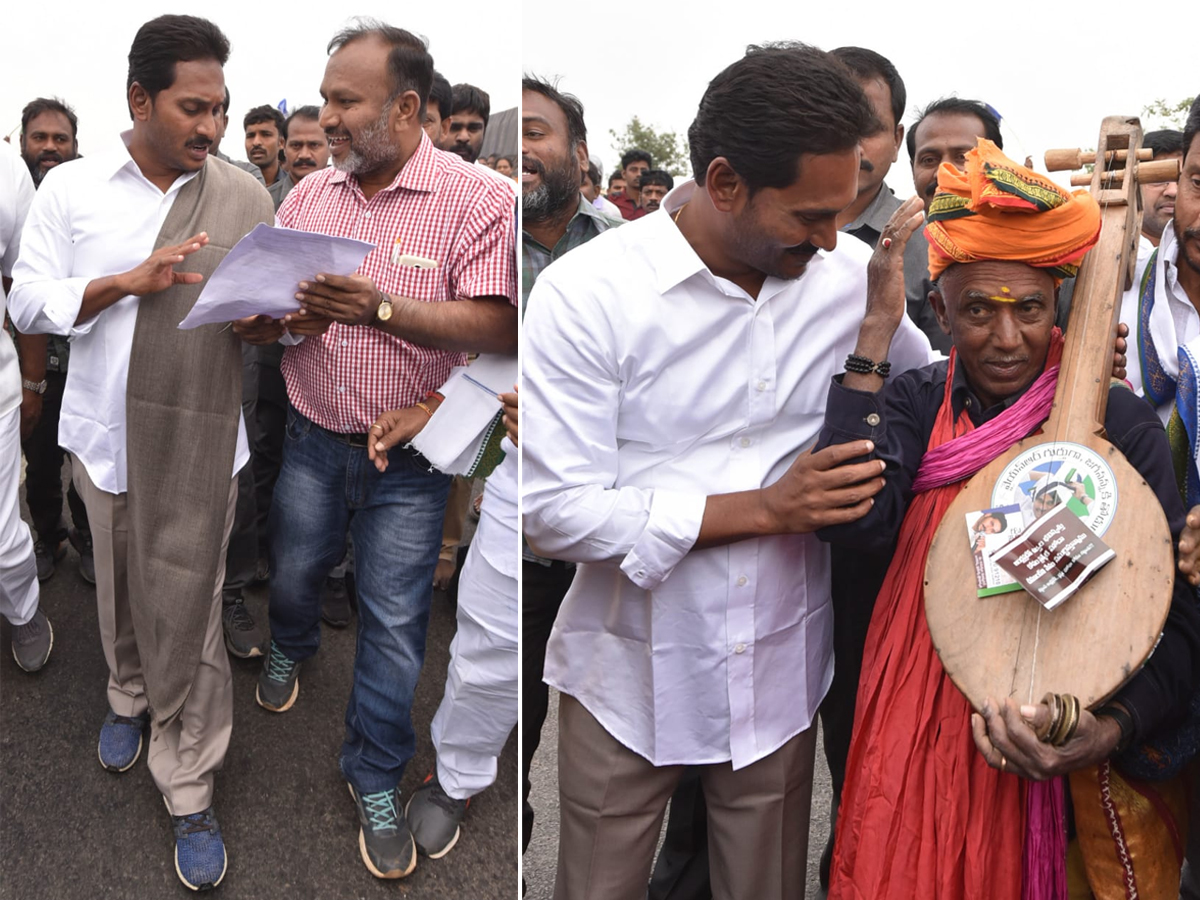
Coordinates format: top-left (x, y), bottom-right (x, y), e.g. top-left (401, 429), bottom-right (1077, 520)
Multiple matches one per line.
top-left (289, 273), bottom-right (381, 327)
top-left (178, 223), bottom-right (373, 330)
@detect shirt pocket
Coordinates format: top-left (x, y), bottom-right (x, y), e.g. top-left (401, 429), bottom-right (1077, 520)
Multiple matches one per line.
top-left (387, 266), bottom-right (448, 305)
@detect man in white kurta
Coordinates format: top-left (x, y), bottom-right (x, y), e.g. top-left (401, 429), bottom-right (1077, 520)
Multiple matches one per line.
top-left (0, 140), bottom-right (51, 673)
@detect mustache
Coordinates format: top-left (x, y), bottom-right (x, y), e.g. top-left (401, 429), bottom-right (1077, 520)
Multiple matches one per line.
top-left (859, 158), bottom-right (875, 173)
top-left (37, 151), bottom-right (64, 165)
top-left (924, 181), bottom-right (938, 198)
top-left (292, 157), bottom-right (317, 167)
top-left (522, 155), bottom-right (543, 177)
top-left (1184, 227), bottom-right (1200, 241)
top-left (787, 242), bottom-right (819, 259)
top-left (448, 144), bottom-right (473, 159)
top-left (185, 137), bottom-right (212, 150)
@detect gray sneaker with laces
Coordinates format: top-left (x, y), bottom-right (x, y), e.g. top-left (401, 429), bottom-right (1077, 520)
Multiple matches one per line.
top-left (405, 771), bottom-right (469, 859)
top-left (222, 594), bottom-right (266, 659)
top-left (255, 640), bottom-right (300, 711)
top-left (11, 609), bottom-right (53, 672)
top-left (348, 782), bottom-right (417, 878)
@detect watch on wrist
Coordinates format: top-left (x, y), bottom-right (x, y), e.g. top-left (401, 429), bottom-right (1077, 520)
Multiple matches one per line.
top-left (375, 288), bottom-right (394, 322)
top-left (22, 379), bottom-right (48, 395)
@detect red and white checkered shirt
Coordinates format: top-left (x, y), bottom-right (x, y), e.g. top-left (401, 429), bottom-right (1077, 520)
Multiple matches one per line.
top-left (276, 134), bottom-right (516, 433)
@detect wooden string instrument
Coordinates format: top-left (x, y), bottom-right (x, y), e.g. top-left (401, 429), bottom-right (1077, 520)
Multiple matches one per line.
top-left (923, 116), bottom-right (1184, 711)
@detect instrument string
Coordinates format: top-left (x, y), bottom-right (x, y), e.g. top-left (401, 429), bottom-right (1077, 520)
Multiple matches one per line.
top-left (1024, 125), bottom-right (1128, 702)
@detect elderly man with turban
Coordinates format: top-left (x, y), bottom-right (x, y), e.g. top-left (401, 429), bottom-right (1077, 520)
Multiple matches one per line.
top-left (816, 140), bottom-right (1200, 899)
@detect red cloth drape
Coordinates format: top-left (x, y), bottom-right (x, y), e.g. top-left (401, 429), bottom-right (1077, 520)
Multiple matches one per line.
top-left (827, 346), bottom-right (1062, 900)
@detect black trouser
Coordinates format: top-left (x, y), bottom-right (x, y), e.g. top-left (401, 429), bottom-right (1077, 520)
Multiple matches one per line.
top-left (521, 557), bottom-right (573, 854)
top-left (252, 348), bottom-right (287, 559)
top-left (648, 770), bottom-right (712, 900)
top-left (221, 345), bottom-right (287, 598)
top-left (20, 369), bottom-right (89, 544)
top-left (819, 546), bottom-right (890, 801)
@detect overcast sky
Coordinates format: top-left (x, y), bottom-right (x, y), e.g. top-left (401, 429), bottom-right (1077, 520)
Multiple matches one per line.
top-left (1, 3), bottom-right (518, 161)
top-left (525, 2), bottom-right (1196, 191)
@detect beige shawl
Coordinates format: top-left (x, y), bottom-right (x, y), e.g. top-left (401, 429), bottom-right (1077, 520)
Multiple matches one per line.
top-left (125, 157), bottom-right (273, 725)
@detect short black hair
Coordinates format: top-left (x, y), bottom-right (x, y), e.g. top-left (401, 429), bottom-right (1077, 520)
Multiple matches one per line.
top-left (830, 46), bottom-right (906, 130)
top-left (523, 75), bottom-right (587, 150)
top-left (907, 97), bottom-right (1003, 163)
top-left (1183, 97), bottom-right (1200, 165)
top-left (620, 148), bottom-right (652, 170)
top-left (977, 511), bottom-right (1008, 531)
top-left (244, 104), bottom-right (285, 133)
top-left (127, 15), bottom-right (229, 116)
top-left (21, 97), bottom-right (78, 141)
top-left (586, 161), bottom-right (601, 186)
top-left (1144, 129), bottom-right (1184, 159)
top-left (688, 42), bottom-right (877, 193)
top-left (428, 71), bottom-right (452, 120)
top-left (328, 18), bottom-right (433, 115)
top-left (640, 169), bottom-right (674, 191)
top-left (450, 83), bottom-right (490, 125)
top-left (283, 105), bottom-right (321, 139)
top-left (608, 170), bottom-right (623, 187)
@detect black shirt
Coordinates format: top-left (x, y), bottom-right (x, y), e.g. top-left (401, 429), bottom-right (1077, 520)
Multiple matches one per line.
top-left (816, 359), bottom-right (1200, 746)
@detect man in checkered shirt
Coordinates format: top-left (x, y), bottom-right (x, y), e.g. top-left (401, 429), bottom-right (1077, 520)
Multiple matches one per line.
top-left (234, 20), bottom-right (516, 880)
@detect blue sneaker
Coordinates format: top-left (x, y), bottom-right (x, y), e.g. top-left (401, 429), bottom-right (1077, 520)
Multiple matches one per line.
top-left (347, 783), bottom-right (416, 879)
top-left (98, 709), bottom-right (149, 772)
top-left (171, 805), bottom-right (227, 891)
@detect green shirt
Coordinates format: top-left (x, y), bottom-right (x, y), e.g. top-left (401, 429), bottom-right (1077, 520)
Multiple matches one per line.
top-left (521, 195), bottom-right (622, 311)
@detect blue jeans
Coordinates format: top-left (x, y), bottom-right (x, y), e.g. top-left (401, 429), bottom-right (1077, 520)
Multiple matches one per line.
top-left (268, 406), bottom-right (450, 792)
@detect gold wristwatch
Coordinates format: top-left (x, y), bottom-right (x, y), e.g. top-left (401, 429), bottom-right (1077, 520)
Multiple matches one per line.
top-left (375, 287), bottom-right (393, 322)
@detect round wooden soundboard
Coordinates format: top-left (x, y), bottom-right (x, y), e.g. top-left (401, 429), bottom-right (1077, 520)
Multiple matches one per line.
top-left (923, 117), bottom-right (1179, 712)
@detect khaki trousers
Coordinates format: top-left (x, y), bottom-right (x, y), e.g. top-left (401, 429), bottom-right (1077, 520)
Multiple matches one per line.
top-left (73, 456), bottom-right (235, 816)
top-left (554, 692), bottom-right (816, 900)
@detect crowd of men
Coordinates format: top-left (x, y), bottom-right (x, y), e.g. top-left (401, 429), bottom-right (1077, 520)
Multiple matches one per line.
top-left (1, 13), bottom-right (518, 892)
top-left (522, 43), bottom-right (1200, 900)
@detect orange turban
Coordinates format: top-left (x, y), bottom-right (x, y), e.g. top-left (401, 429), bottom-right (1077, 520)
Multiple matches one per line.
top-left (924, 139), bottom-right (1101, 283)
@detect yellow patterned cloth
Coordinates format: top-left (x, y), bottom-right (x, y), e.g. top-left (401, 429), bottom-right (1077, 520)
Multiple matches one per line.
top-left (1068, 761), bottom-right (1188, 899)
top-left (925, 139), bottom-right (1102, 282)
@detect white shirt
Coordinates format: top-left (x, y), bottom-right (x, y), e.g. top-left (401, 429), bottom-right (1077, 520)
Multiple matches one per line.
top-left (8, 132), bottom-right (249, 494)
top-left (522, 180), bottom-right (938, 769)
top-left (478, 437), bottom-right (518, 578)
top-left (0, 142), bottom-right (35, 417)
top-left (1120, 223), bottom-right (1196, 425)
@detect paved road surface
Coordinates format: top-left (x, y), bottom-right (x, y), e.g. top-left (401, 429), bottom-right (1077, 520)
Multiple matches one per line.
top-left (1, 496), bottom-right (517, 900)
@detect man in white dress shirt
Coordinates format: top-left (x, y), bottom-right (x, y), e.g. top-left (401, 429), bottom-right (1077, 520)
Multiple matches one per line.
top-left (522, 43), bottom-right (935, 900)
top-left (8, 14), bottom-right (274, 890)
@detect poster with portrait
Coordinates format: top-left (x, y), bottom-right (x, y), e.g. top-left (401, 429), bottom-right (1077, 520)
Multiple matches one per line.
top-left (965, 504), bottom-right (1025, 596)
top-left (988, 442), bottom-right (1118, 535)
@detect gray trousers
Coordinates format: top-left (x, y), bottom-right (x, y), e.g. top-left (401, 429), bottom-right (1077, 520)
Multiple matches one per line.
top-left (74, 456), bottom-right (235, 815)
top-left (554, 693), bottom-right (816, 900)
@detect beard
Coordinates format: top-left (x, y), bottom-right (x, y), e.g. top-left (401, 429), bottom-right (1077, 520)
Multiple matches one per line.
top-left (24, 150), bottom-right (65, 186)
top-left (1176, 215), bottom-right (1200, 276)
top-left (447, 141), bottom-right (479, 164)
top-left (333, 104), bottom-right (400, 176)
top-left (727, 204), bottom-right (818, 281)
top-left (522, 152), bottom-right (581, 221)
